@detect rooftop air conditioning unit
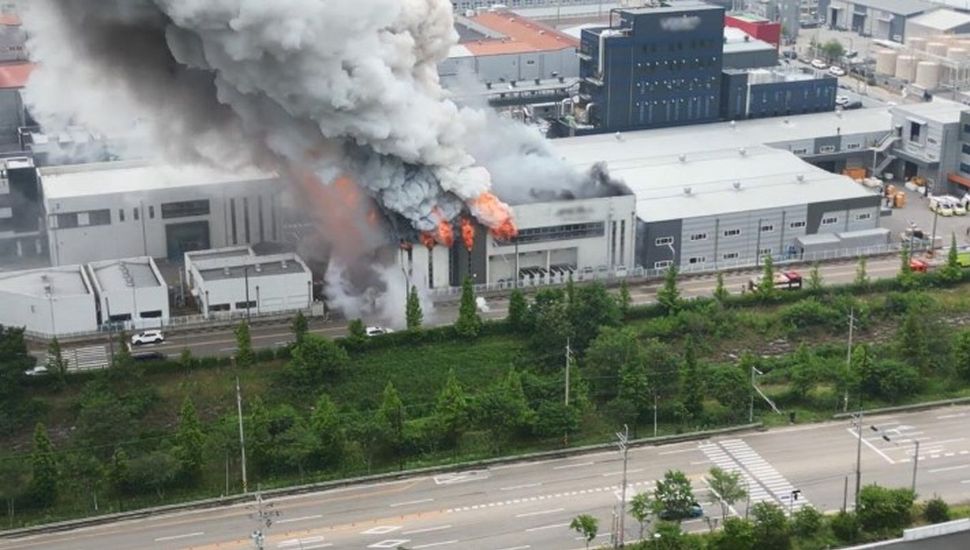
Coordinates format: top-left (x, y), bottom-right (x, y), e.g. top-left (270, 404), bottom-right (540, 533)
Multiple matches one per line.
top-left (733, 181), bottom-right (742, 191)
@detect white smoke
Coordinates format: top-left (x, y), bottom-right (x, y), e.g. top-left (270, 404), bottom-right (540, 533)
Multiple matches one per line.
top-left (325, 260), bottom-right (435, 329)
top-left (21, 0), bottom-right (510, 234)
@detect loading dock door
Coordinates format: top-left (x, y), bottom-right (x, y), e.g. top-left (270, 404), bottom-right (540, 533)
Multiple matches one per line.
top-left (166, 221), bottom-right (211, 260)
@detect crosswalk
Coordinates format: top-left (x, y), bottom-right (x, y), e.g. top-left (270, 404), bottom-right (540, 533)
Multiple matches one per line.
top-left (60, 345), bottom-right (110, 372)
top-left (700, 439), bottom-right (810, 514)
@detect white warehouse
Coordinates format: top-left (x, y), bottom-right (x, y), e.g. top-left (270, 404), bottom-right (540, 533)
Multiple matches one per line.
top-left (87, 257), bottom-right (170, 328)
top-left (0, 264), bottom-right (98, 336)
top-left (41, 161), bottom-right (283, 266)
top-left (186, 249), bottom-right (313, 318)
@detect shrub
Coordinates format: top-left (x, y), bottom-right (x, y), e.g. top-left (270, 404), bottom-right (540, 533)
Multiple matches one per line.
top-left (857, 485), bottom-right (915, 534)
top-left (829, 511), bottom-right (859, 543)
top-left (857, 358), bottom-right (922, 403)
top-left (778, 299), bottom-right (839, 331)
top-left (923, 497), bottom-right (951, 524)
top-left (792, 506), bottom-right (825, 539)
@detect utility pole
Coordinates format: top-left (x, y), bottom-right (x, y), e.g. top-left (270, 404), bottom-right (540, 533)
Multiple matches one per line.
top-left (854, 410), bottom-right (864, 510)
top-left (564, 338), bottom-right (571, 446)
top-left (244, 265), bottom-right (251, 321)
top-left (653, 393), bottom-right (658, 438)
top-left (912, 440), bottom-right (920, 493)
top-left (749, 363), bottom-right (756, 423)
top-left (236, 375), bottom-right (248, 494)
top-left (615, 425), bottom-right (630, 549)
top-left (843, 308), bottom-right (855, 413)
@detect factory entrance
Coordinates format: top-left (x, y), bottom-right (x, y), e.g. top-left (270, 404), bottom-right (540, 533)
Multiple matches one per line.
top-left (166, 221), bottom-right (211, 261)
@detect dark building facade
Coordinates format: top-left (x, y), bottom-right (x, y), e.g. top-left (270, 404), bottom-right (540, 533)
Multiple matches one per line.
top-left (578, 2), bottom-right (726, 131)
top-left (722, 69), bottom-right (838, 120)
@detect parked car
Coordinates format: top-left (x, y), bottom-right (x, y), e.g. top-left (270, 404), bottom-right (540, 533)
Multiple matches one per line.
top-left (782, 49), bottom-right (798, 60)
top-left (844, 100), bottom-right (864, 110)
top-left (810, 58), bottom-right (828, 69)
top-left (659, 502), bottom-right (704, 521)
top-left (365, 326), bottom-right (394, 337)
top-left (24, 366), bottom-right (49, 377)
top-left (835, 95), bottom-right (849, 106)
top-left (131, 330), bottom-right (165, 346)
top-left (132, 351), bottom-right (167, 363)
top-left (828, 66), bottom-right (847, 77)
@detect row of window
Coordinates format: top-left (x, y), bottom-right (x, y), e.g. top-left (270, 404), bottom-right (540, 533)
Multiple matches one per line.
top-left (656, 249), bottom-right (776, 269)
top-left (54, 200), bottom-right (215, 230)
top-left (495, 222), bottom-right (606, 246)
top-left (661, 215), bottom-right (869, 247)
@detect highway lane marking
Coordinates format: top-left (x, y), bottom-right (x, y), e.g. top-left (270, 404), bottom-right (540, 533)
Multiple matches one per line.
top-left (279, 536), bottom-right (327, 547)
top-left (493, 546), bottom-right (530, 550)
top-left (937, 412), bottom-right (967, 419)
top-left (602, 468), bottom-right (644, 477)
top-left (553, 461), bottom-right (594, 470)
top-left (928, 464), bottom-right (970, 474)
top-left (515, 508), bottom-right (565, 518)
top-left (524, 522), bottom-right (570, 532)
top-left (390, 498), bottom-right (434, 507)
top-left (411, 540), bottom-right (459, 549)
top-left (658, 448), bottom-right (699, 455)
top-left (368, 539), bottom-right (410, 548)
top-left (276, 514), bottom-right (323, 524)
top-left (501, 482), bottom-right (542, 491)
top-left (154, 531), bottom-right (204, 542)
top-left (847, 428), bottom-right (895, 464)
top-left (962, 480), bottom-right (970, 484)
top-left (402, 525), bottom-right (452, 535)
top-left (362, 526), bottom-right (403, 535)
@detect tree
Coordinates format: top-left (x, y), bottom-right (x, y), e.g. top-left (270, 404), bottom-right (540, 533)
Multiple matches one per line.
top-left (377, 382), bottom-right (406, 468)
top-left (47, 337), bottom-right (68, 386)
top-left (455, 277), bottom-right (482, 338)
top-left (0, 325), bottom-right (33, 432)
top-left (529, 289), bottom-right (573, 361)
top-left (473, 369), bottom-right (533, 451)
top-left (127, 450), bottom-right (180, 499)
top-left (234, 321), bottom-right (254, 367)
top-left (706, 467), bottom-right (746, 520)
top-left (347, 319), bottom-right (367, 346)
top-left (290, 334), bottom-right (350, 386)
top-left (923, 497), bottom-right (951, 524)
top-left (953, 330), bottom-right (970, 381)
top-left (107, 448), bottom-right (130, 497)
top-left (830, 511), bottom-right (860, 543)
top-left (0, 456), bottom-right (28, 521)
top-left (657, 265), bottom-right (681, 314)
top-left (113, 331), bottom-right (132, 369)
top-left (789, 343), bottom-right (821, 397)
top-left (751, 502), bottom-right (791, 550)
top-left (758, 255), bottom-right (776, 299)
top-left (178, 347), bottom-right (194, 370)
top-left (534, 401), bottom-right (579, 442)
top-left (291, 311), bottom-right (309, 345)
top-left (710, 517), bottom-right (755, 550)
top-left (174, 396), bottom-right (205, 482)
top-left (26, 423), bottom-right (58, 508)
top-left (941, 234), bottom-right (963, 283)
top-left (507, 289), bottom-right (529, 332)
top-left (569, 283), bottom-right (621, 352)
top-left (570, 514), bottom-right (599, 549)
top-left (820, 39), bottom-right (845, 62)
top-left (619, 279), bottom-right (632, 318)
top-left (584, 326), bottom-right (641, 401)
top-left (434, 369), bottom-right (469, 447)
top-left (897, 310), bottom-right (933, 374)
top-left (855, 256), bottom-right (870, 288)
top-left (309, 393), bottom-right (345, 468)
top-left (898, 245), bottom-right (917, 289)
top-left (713, 272), bottom-right (728, 303)
top-left (857, 484), bottom-right (915, 534)
top-left (653, 470), bottom-right (696, 520)
top-left (808, 263), bottom-right (823, 294)
top-left (680, 336), bottom-right (704, 422)
top-left (630, 491), bottom-right (655, 540)
top-left (791, 506), bottom-right (824, 539)
top-left (708, 365), bottom-right (749, 420)
top-left (406, 285), bottom-right (423, 331)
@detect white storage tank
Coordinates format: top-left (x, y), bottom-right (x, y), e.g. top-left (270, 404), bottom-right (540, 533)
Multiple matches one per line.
top-left (948, 47), bottom-right (968, 61)
top-left (908, 37), bottom-right (928, 51)
top-left (896, 55), bottom-right (917, 80)
top-left (875, 49), bottom-right (899, 75)
top-left (916, 61), bottom-right (942, 89)
top-left (927, 42), bottom-right (949, 57)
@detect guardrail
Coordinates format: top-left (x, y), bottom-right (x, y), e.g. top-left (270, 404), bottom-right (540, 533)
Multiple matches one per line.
top-left (0, 422), bottom-right (762, 538)
top-left (832, 397), bottom-right (970, 419)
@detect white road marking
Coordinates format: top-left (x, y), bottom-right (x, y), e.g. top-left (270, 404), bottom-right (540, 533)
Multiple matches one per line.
top-left (390, 498), bottom-right (434, 507)
top-left (501, 482), bottom-right (542, 491)
top-left (276, 514), bottom-right (323, 524)
top-left (525, 522), bottom-right (570, 532)
top-left (403, 525), bottom-right (452, 535)
top-left (411, 540), bottom-right (459, 549)
top-left (961, 480), bottom-right (970, 484)
top-left (515, 508), bottom-right (565, 518)
top-left (361, 526), bottom-right (402, 535)
top-left (280, 536), bottom-right (325, 547)
top-left (937, 413), bottom-right (967, 419)
top-left (154, 532), bottom-right (204, 542)
top-left (368, 540), bottom-right (410, 549)
top-left (847, 428), bottom-right (895, 464)
top-left (493, 546), bottom-right (531, 550)
top-left (553, 461), bottom-right (594, 470)
top-left (602, 468), bottom-right (644, 477)
top-left (928, 464), bottom-right (970, 474)
top-left (659, 448), bottom-right (699, 455)
top-left (300, 544), bottom-right (333, 550)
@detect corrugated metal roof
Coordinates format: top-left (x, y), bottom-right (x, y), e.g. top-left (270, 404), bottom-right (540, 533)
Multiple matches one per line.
top-left (845, 0), bottom-right (933, 16)
top-left (908, 8), bottom-right (970, 31)
top-left (0, 265), bottom-right (91, 298)
top-left (88, 258), bottom-right (163, 291)
top-left (459, 10), bottom-right (579, 56)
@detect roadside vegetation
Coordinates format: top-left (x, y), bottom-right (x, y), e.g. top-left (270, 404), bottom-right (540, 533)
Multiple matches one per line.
top-left (2, 244), bottom-right (970, 529)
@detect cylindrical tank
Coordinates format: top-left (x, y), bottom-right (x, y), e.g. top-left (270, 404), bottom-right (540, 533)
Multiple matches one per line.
top-left (916, 61), bottom-right (942, 89)
top-left (958, 39), bottom-right (970, 50)
top-left (875, 49), bottom-right (899, 75)
top-left (908, 37), bottom-right (928, 51)
top-left (896, 55), bottom-right (917, 80)
top-left (927, 42), bottom-right (948, 57)
top-left (948, 47), bottom-right (968, 61)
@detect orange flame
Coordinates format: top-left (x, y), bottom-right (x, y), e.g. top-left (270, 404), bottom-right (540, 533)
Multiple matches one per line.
top-left (436, 219), bottom-right (455, 248)
top-left (460, 218), bottom-right (476, 251)
top-left (469, 192), bottom-right (518, 241)
top-left (420, 232), bottom-right (436, 249)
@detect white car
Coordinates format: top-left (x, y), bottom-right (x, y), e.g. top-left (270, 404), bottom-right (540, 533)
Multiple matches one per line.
top-left (365, 326), bottom-right (394, 337)
top-left (810, 58), bottom-right (828, 69)
top-left (828, 66), bottom-right (846, 77)
top-left (131, 330), bottom-right (165, 346)
top-left (835, 95), bottom-right (849, 106)
top-left (24, 366), bottom-right (49, 377)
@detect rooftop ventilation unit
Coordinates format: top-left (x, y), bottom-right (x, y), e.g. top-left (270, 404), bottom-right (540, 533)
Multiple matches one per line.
top-left (733, 181), bottom-right (742, 191)
top-left (281, 260), bottom-right (289, 269)
top-left (739, 147), bottom-right (747, 156)
top-left (678, 154), bottom-right (687, 163)
top-left (797, 174), bottom-right (806, 183)
top-left (254, 263), bottom-right (262, 273)
top-left (683, 187), bottom-right (693, 195)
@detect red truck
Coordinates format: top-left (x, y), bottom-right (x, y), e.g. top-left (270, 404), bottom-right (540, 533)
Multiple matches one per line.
top-left (748, 270), bottom-right (803, 291)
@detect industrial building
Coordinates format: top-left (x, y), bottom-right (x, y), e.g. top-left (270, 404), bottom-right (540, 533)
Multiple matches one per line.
top-left (185, 247), bottom-right (313, 318)
top-left (827, 0), bottom-right (934, 42)
top-left (0, 61), bottom-right (30, 147)
top-left (721, 67), bottom-right (837, 119)
top-left (880, 98), bottom-right (967, 194)
top-left (0, 155), bottom-right (43, 261)
top-left (0, 264), bottom-right (98, 336)
top-left (725, 13), bottom-right (783, 48)
top-left (722, 26), bottom-right (780, 70)
top-left (87, 257), bottom-right (169, 328)
top-left (905, 8), bottom-right (970, 40)
top-left (41, 160), bottom-right (283, 266)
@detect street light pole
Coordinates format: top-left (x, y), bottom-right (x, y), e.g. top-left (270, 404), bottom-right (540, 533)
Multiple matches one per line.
top-left (854, 410), bottom-right (864, 510)
top-left (912, 440), bottom-right (920, 493)
top-left (871, 425), bottom-right (921, 494)
top-left (236, 375), bottom-right (248, 494)
top-left (615, 425), bottom-right (630, 549)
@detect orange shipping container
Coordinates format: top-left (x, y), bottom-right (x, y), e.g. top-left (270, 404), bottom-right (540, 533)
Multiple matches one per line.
top-left (885, 184), bottom-right (896, 197)
top-left (894, 192), bottom-right (907, 208)
top-left (843, 167), bottom-right (867, 181)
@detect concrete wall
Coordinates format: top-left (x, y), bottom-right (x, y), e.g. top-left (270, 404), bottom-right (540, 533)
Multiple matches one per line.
top-left (440, 48), bottom-right (579, 87)
top-left (197, 269), bottom-right (312, 316)
top-left (0, 270), bottom-right (98, 336)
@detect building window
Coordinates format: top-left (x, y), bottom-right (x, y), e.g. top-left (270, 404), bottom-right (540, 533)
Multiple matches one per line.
top-left (759, 248), bottom-right (772, 256)
top-left (258, 196), bottom-right (265, 242)
top-left (55, 213), bottom-right (78, 229)
top-left (619, 220), bottom-right (626, 263)
top-left (819, 145), bottom-right (836, 154)
top-left (855, 212), bottom-right (872, 221)
top-left (821, 216), bottom-right (839, 225)
top-left (847, 143), bottom-right (862, 150)
top-left (243, 197), bottom-right (251, 244)
top-left (792, 147), bottom-right (808, 155)
top-left (790, 220), bottom-right (806, 229)
top-left (55, 209), bottom-right (110, 229)
top-left (722, 252), bottom-right (739, 260)
top-left (962, 143), bottom-right (970, 155)
top-left (654, 260), bottom-right (673, 269)
top-left (230, 198), bottom-right (238, 245)
top-left (161, 199), bottom-right (210, 219)
top-left (689, 233), bottom-right (708, 241)
top-left (494, 222), bottom-right (606, 246)
top-left (723, 228), bottom-right (741, 238)
top-left (88, 209), bottom-right (111, 226)
top-left (118, 209), bottom-right (125, 222)
top-left (655, 236), bottom-right (674, 246)
top-left (235, 301), bottom-right (257, 310)
top-left (688, 257), bottom-right (706, 264)
top-left (148, 206), bottom-right (155, 219)
top-left (134, 207), bottom-right (139, 221)
top-left (910, 121), bottom-right (922, 142)
top-left (760, 224), bottom-right (774, 233)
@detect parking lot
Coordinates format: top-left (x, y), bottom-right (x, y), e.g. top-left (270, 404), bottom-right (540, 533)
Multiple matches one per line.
top-left (882, 185), bottom-right (970, 249)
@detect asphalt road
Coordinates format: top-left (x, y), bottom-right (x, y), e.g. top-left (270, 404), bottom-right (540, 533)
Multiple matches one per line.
top-left (4, 405), bottom-right (968, 550)
top-left (120, 255), bottom-right (903, 358)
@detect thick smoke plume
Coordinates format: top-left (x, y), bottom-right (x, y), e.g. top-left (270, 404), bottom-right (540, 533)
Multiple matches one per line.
top-left (22, 0), bottom-right (515, 240)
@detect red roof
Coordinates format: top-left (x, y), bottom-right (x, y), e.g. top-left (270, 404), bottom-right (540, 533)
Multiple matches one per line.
top-left (0, 63), bottom-right (34, 89)
top-left (464, 11), bottom-right (579, 56)
top-left (0, 14), bottom-right (21, 27)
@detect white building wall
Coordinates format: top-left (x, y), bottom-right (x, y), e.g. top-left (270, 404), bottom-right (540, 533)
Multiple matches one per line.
top-left (198, 270), bottom-right (312, 316)
top-left (440, 48), bottom-right (579, 87)
top-left (0, 283), bottom-right (98, 336)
